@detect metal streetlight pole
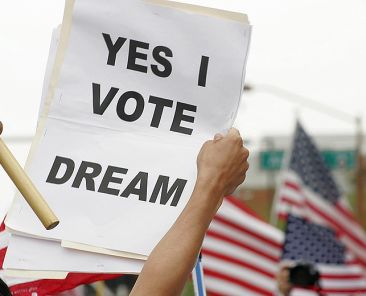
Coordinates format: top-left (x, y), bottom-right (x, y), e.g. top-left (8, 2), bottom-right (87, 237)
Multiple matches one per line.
top-left (356, 117), bottom-right (365, 226)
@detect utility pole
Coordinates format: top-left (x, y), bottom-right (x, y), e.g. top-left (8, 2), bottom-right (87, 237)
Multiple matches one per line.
top-left (356, 117), bottom-right (365, 227)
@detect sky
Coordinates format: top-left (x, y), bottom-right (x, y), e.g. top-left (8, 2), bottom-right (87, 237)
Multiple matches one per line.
top-left (1, 0), bottom-right (366, 218)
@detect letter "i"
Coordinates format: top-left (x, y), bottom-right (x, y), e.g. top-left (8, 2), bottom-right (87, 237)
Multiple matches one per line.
top-left (198, 56), bottom-right (209, 87)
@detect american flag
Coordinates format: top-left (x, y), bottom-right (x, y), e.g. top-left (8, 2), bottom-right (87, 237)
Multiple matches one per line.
top-left (276, 122), bottom-right (366, 295)
top-left (202, 196), bottom-right (284, 295)
top-left (0, 220), bottom-right (120, 295)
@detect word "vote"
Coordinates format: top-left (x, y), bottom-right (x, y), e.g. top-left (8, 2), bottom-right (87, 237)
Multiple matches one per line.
top-left (92, 83), bottom-right (197, 135)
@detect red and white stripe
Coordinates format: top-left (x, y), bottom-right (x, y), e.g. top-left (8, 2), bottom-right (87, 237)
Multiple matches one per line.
top-left (316, 263), bottom-right (366, 295)
top-left (202, 196), bottom-right (283, 296)
top-left (277, 171), bottom-right (366, 266)
top-left (204, 196), bottom-right (366, 295)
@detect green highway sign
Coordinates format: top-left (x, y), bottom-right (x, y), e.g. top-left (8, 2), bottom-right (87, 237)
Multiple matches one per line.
top-left (260, 151), bottom-right (284, 171)
top-left (260, 150), bottom-right (356, 171)
top-left (321, 150), bottom-right (356, 170)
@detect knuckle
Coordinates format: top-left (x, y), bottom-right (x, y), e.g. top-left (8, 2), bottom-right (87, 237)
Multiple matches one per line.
top-left (204, 140), bottom-right (212, 146)
top-left (240, 174), bottom-right (246, 183)
top-left (232, 135), bottom-right (242, 145)
top-left (243, 147), bottom-right (249, 158)
top-left (229, 127), bottom-right (238, 134)
top-left (238, 137), bottom-right (244, 145)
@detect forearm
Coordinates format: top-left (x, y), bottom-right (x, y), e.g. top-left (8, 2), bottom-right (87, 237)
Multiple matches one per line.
top-left (130, 128), bottom-right (249, 295)
top-left (130, 181), bottom-right (221, 296)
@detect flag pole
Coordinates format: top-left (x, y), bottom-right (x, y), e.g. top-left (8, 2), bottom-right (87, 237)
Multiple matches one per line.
top-left (192, 253), bottom-right (206, 296)
top-left (0, 122), bottom-right (59, 230)
top-left (270, 116), bottom-right (299, 226)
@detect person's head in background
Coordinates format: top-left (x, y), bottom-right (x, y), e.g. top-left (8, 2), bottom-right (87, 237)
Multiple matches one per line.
top-left (277, 264), bottom-right (293, 296)
top-left (0, 278), bottom-right (11, 296)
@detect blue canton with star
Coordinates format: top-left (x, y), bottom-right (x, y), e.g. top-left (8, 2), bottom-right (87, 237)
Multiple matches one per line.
top-left (289, 123), bottom-right (340, 204)
top-left (282, 215), bottom-right (345, 264)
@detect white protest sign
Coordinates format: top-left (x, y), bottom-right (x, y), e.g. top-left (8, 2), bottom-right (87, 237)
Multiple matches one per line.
top-left (6, 0), bottom-right (251, 257)
top-left (37, 26), bottom-right (61, 121)
top-left (3, 27), bottom-right (145, 276)
top-left (4, 234), bottom-right (143, 275)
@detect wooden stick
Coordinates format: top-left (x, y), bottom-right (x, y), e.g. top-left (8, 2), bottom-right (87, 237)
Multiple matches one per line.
top-left (0, 122), bottom-right (59, 230)
top-left (95, 281), bottom-right (105, 296)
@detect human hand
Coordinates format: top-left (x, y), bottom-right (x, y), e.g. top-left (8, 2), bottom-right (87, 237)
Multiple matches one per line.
top-left (196, 128), bottom-right (249, 206)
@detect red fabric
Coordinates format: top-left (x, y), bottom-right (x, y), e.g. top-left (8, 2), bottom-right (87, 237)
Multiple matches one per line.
top-left (9, 273), bottom-right (120, 296)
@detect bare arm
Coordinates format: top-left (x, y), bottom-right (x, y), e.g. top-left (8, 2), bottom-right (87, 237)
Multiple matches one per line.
top-left (130, 128), bottom-right (249, 296)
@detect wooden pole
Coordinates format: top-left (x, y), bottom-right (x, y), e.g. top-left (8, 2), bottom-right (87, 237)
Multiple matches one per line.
top-left (0, 122), bottom-right (59, 230)
top-left (95, 281), bottom-right (105, 296)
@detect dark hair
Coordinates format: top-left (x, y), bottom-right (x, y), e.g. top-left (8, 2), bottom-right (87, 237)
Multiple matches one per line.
top-left (289, 262), bottom-right (320, 288)
top-left (0, 278), bottom-right (11, 296)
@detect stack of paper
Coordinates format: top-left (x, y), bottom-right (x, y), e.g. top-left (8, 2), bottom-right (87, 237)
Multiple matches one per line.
top-left (3, 0), bottom-right (251, 279)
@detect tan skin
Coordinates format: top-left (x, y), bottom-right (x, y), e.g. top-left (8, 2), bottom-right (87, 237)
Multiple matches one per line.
top-left (130, 128), bottom-right (249, 296)
top-left (276, 265), bottom-right (293, 296)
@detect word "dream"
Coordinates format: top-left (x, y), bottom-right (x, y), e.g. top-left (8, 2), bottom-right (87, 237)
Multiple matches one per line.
top-left (46, 156), bottom-right (188, 207)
